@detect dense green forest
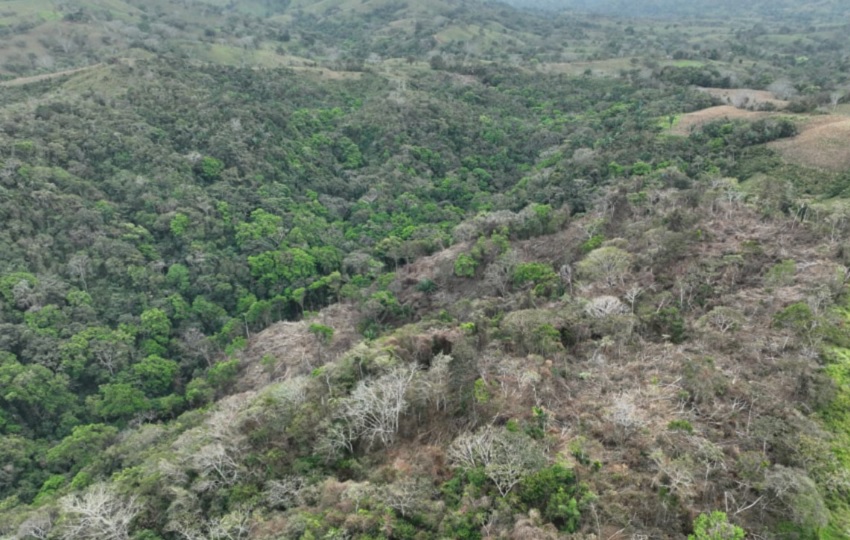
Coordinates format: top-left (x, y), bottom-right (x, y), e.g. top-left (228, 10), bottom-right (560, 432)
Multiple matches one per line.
top-left (1, 0), bottom-right (850, 539)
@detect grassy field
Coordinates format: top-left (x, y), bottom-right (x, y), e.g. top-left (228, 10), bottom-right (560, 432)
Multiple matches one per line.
top-left (769, 115), bottom-right (850, 172)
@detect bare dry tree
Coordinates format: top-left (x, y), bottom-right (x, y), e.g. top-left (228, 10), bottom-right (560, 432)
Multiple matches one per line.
top-left (58, 484), bottom-right (138, 540)
top-left (448, 426), bottom-right (545, 496)
top-left (339, 363), bottom-right (420, 448)
top-left (16, 512), bottom-right (54, 540)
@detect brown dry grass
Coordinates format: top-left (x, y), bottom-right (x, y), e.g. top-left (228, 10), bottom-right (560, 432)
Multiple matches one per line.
top-left (235, 303), bottom-right (361, 392)
top-left (769, 115), bottom-right (850, 172)
top-left (670, 105), bottom-right (769, 135)
top-left (697, 87), bottom-right (788, 109)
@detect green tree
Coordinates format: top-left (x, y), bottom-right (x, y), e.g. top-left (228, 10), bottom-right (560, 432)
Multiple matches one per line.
top-left (169, 213), bottom-right (190, 238)
top-left (248, 248), bottom-right (317, 295)
top-left (166, 264), bottom-right (191, 292)
top-left (197, 156), bottom-right (224, 181)
top-left (46, 423), bottom-right (118, 474)
top-left (454, 253), bottom-right (478, 278)
top-left (91, 383), bottom-right (150, 421)
top-left (308, 323), bottom-right (334, 345)
top-left (132, 355), bottom-right (179, 397)
top-left (0, 353), bottom-right (78, 437)
top-left (140, 308), bottom-right (171, 344)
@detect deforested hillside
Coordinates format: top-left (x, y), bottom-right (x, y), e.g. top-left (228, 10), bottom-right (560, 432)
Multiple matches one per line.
top-left (2, 1), bottom-right (850, 539)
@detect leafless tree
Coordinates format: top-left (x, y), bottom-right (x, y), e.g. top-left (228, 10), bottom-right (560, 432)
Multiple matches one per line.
top-left (169, 510), bottom-right (252, 540)
top-left (265, 476), bottom-right (308, 509)
top-left (381, 478), bottom-right (432, 517)
top-left (448, 427), bottom-right (545, 496)
top-left (585, 295), bottom-right (628, 318)
top-left (698, 306), bottom-right (744, 334)
top-left (624, 285), bottom-right (644, 312)
top-left (172, 395), bottom-right (250, 491)
top-left (829, 90), bottom-right (845, 111)
top-left (424, 353), bottom-right (452, 412)
top-left (11, 280), bottom-right (37, 310)
top-left (89, 339), bottom-right (130, 376)
top-left (651, 451), bottom-right (696, 501)
top-left (484, 250), bottom-right (520, 297)
top-left (193, 442), bottom-right (241, 489)
top-left (179, 327), bottom-right (216, 367)
top-left (58, 484), bottom-right (139, 540)
top-left (314, 421), bottom-right (357, 461)
top-left (16, 512), bottom-right (54, 540)
top-left (339, 364), bottom-right (420, 448)
top-left (68, 254), bottom-right (92, 292)
top-left (608, 393), bottom-right (646, 442)
top-left (559, 264), bottom-right (574, 295)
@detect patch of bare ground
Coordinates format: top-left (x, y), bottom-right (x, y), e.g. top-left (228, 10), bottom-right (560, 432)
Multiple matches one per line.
top-left (769, 115), bottom-right (850, 171)
top-left (697, 87), bottom-right (788, 110)
top-left (235, 303), bottom-right (361, 392)
top-left (670, 105), bottom-right (770, 135)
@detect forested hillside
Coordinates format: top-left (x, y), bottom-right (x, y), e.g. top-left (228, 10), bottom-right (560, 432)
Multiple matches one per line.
top-left (1, 0), bottom-right (850, 539)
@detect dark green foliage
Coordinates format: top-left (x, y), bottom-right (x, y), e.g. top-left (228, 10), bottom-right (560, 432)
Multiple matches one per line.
top-left (415, 278), bottom-right (438, 294)
top-left (207, 359), bottom-right (240, 390)
top-left (519, 464), bottom-right (585, 532)
top-left (649, 307), bottom-right (687, 343)
top-left (694, 118), bottom-right (798, 151)
top-left (132, 355), bottom-right (180, 397)
top-left (91, 383), bottom-right (150, 421)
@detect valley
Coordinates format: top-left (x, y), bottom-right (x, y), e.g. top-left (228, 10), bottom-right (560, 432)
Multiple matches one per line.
top-left (1, 1), bottom-right (849, 539)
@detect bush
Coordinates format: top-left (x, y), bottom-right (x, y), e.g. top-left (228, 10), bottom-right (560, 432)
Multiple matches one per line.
top-left (667, 419), bottom-right (694, 433)
top-left (519, 464), bottom-right (585, 532)
top-left (688, 511), bottom-right (745, 540)
top-left (416, 278), bottom-right (438, 294)
top-left (454, 254), bottom-right (478, 278)
top-left (648, 306), bottom-right (686, 343)
top-left (207, 359), bottom-right (239, 389)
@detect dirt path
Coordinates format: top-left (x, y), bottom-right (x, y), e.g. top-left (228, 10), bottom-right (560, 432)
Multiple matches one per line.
top-left (0, 64), bottom-right (103, 87)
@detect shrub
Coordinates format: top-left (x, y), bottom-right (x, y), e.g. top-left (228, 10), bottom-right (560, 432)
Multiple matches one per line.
top-left (688, 511), bottom-right (745, 540)
top-left (668, 419), bottom-right (694, 433)
top-left (416, 278), bottom-right (438, 294)
top-left (454, 254), bottom-right (478, 278)
top-left (519, 464), bottom-right (584, 532)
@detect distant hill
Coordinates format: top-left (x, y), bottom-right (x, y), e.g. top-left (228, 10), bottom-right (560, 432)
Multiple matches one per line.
top-left (500, 0), bottom-right (850, 20)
